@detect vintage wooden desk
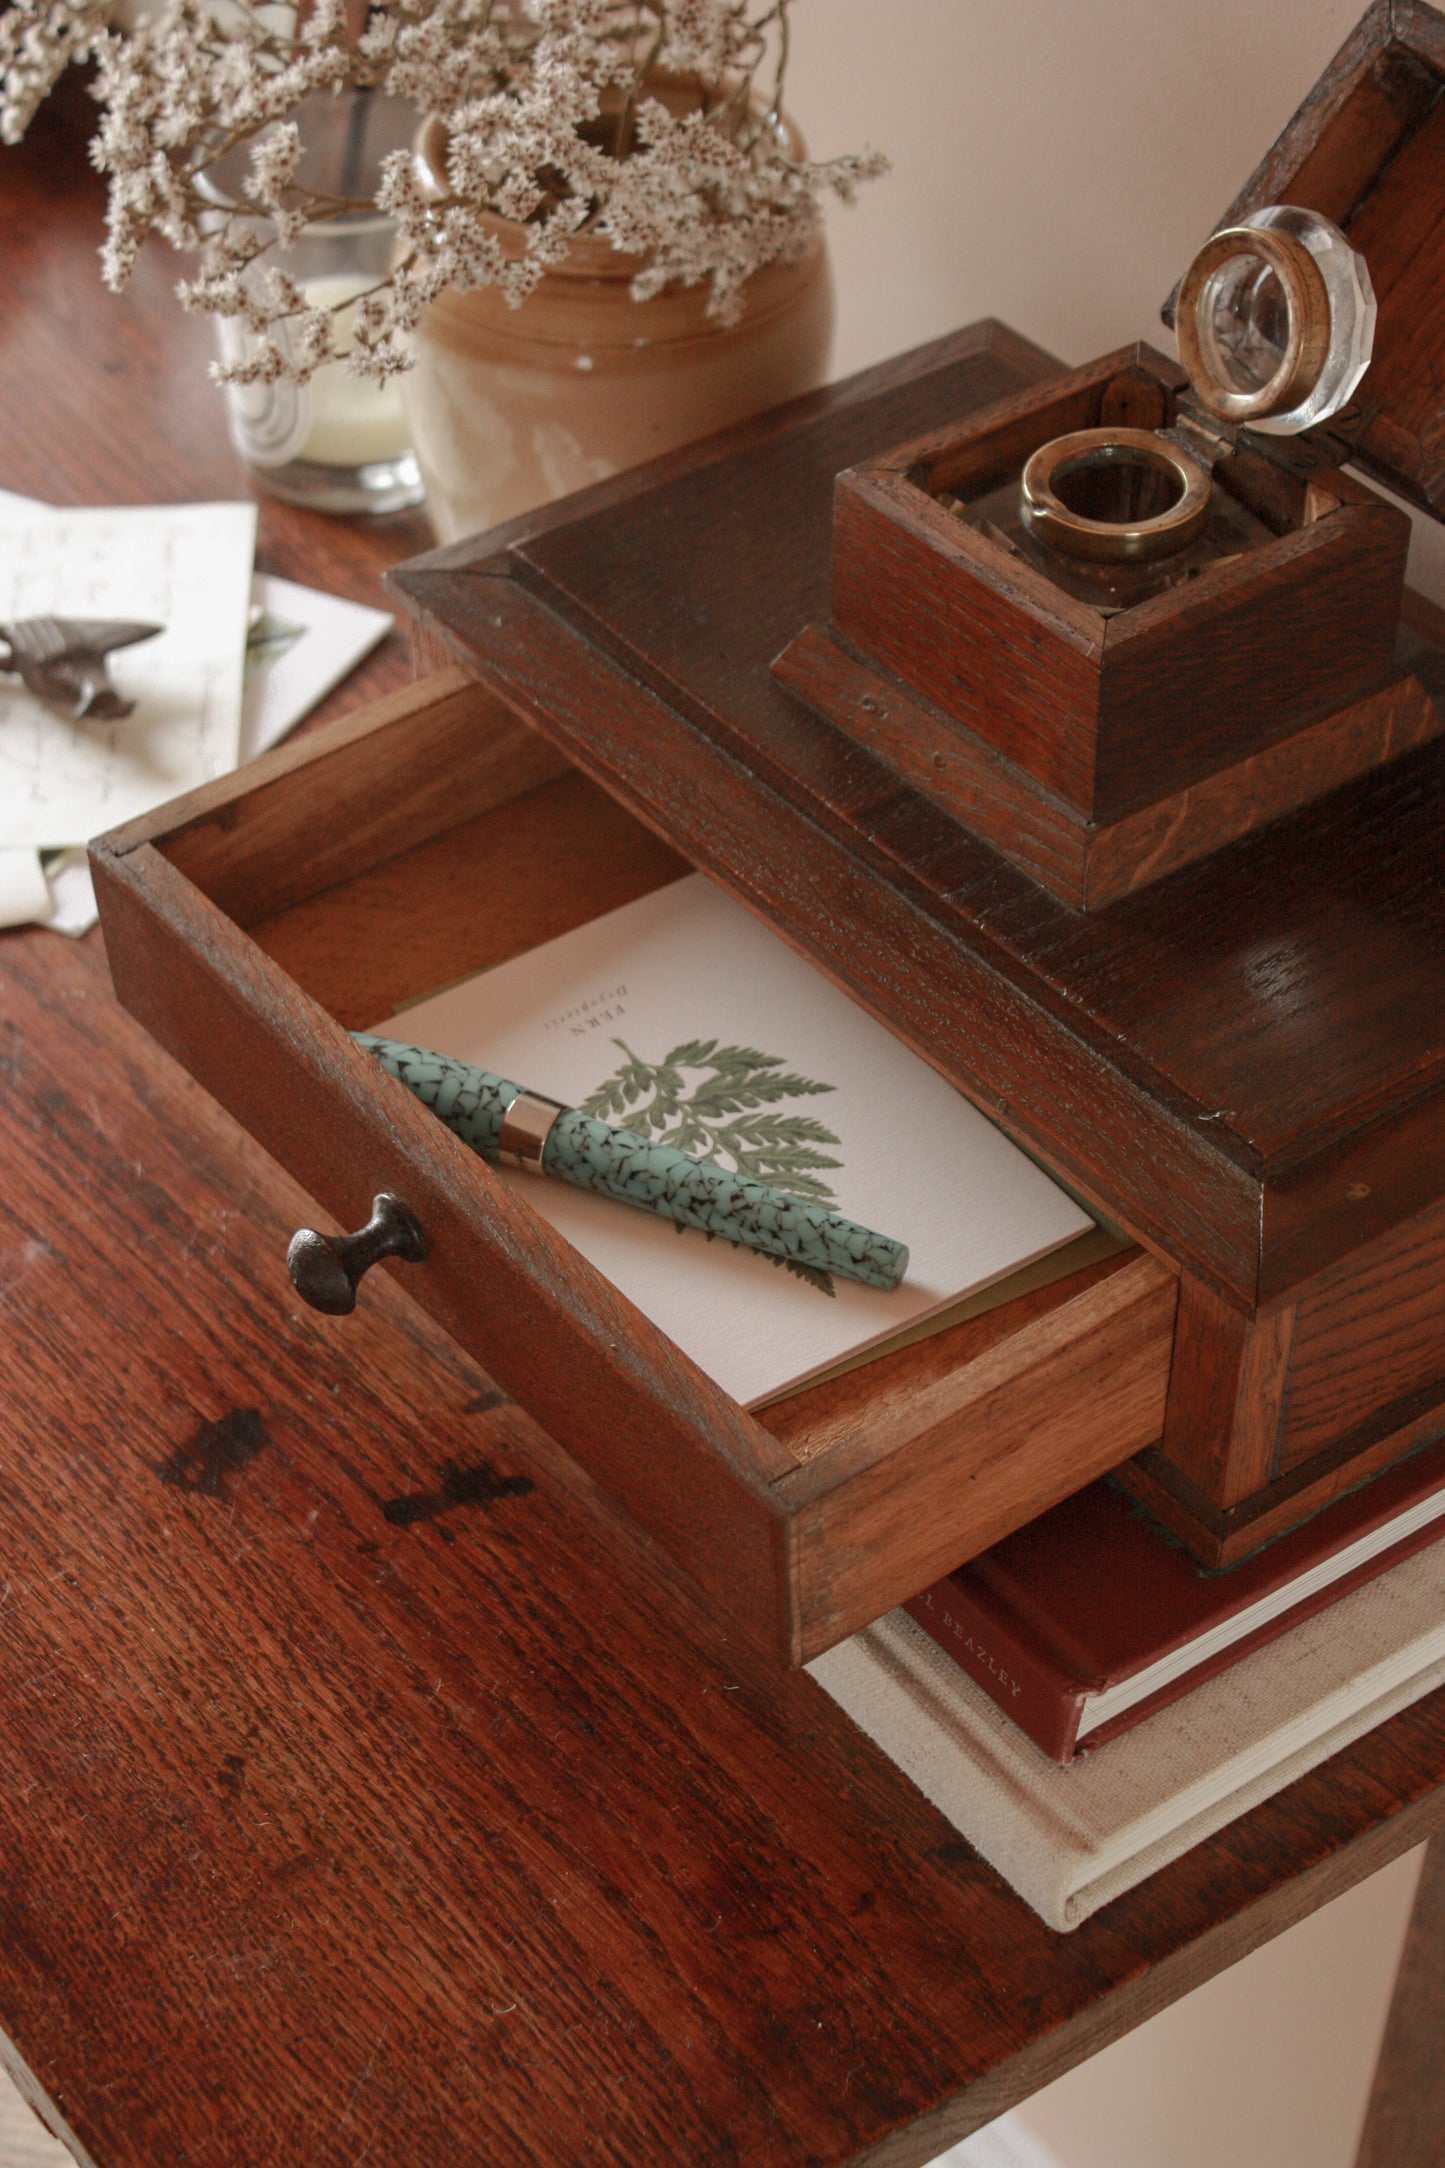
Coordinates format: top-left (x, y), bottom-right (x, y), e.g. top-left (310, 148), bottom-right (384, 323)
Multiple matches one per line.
top-left (1, 82), bottom-right (1443, 2168)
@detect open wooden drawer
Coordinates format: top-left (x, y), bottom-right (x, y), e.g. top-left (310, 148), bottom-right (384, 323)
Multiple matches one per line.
top-left (92, 665), bottom-right (1178, 1668)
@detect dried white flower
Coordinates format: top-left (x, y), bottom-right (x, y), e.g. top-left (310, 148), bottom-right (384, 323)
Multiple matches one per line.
top-left (2, 0), bottom-right (887, 381)
top-left (0, 0), bottom-right (108, 144)
top-left (244, 118), bottom-right (301, 206)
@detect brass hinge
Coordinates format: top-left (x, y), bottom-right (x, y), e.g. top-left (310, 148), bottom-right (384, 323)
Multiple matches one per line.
top-left (1165, 387), bottom-right (1379, 478)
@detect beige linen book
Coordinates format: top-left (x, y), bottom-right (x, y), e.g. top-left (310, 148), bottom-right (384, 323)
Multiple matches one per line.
top-left (381, 872), bottom-right (1092, 1407)
top-left (808, 1539), bottom-right (1445, 1932)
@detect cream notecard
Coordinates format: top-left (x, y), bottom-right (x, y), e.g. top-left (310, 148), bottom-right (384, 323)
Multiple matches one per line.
top-left (240, 574), bottom-right (393, 763)
top-left (381, 875), bottom-right (1092, 1408)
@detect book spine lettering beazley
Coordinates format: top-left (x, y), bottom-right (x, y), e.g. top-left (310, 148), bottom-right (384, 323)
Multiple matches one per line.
top-left (905, 1497), bottom-right (1445, 1764)
top-left (902, 1580), bottom-right (1088, 1762)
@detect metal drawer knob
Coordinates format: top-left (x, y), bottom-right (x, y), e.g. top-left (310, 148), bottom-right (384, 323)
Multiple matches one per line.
top-left (286, 1191), bottom-right (427, 1316)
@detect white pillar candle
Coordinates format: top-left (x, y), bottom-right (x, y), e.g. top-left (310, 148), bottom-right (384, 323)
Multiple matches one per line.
top-left (216, 274), bottom-right (412, 476)
top-left (295, 275), bottom-right (412, 470)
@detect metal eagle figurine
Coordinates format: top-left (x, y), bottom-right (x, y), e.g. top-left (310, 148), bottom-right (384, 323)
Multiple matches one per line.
top-left (0, 615), bottom-right (163, 721)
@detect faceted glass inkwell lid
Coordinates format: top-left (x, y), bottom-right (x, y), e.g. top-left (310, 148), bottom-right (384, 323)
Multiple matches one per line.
top-left (1010, 204), bottom-right (1376, 580)
top-left (1175, 204), bottom-right (1376, 436)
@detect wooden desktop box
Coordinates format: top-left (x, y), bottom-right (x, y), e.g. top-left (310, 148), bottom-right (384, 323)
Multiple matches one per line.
top-left (92, 0), bottom-right (1445, 1667)
top-left (90, 639), bottom-right (1177, 1672)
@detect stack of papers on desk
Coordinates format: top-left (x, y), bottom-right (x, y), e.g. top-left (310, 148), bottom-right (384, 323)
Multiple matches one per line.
top-left (0, 500), bottom-right (256, 850)
top-left (0, 489), bottom-right (393, 935)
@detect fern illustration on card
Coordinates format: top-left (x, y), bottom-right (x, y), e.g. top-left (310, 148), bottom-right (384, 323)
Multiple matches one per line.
top-left (580, 1038), bottom-right (844, 1291)
top-left (379, 873), bottom-right (1092, 1408)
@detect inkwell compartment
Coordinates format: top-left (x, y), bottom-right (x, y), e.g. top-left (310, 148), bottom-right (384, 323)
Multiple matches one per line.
top-left (949, 205), bottom-right (1380, 618)
top-left (779, 18), bottom-right (1445, 909)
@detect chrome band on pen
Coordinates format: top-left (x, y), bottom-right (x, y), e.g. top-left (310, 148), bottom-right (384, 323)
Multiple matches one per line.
top-left (496, 1089), bottom-right (567, 1172)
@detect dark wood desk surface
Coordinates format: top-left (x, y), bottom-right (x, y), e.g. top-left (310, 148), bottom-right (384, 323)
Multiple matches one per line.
top-left (4, 83), bottom-right (1445, 2168)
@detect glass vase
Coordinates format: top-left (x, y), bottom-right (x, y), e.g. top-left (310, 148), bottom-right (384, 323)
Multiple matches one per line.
top-left (199, 91), bottom-right (424, 516)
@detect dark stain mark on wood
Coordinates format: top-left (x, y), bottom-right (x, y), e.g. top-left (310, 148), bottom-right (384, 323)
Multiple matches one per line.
top-left (381, 1458), bottom-right (534, 1530)
top-left (216, 1753), bottom-right (246, 1809)
top-left (159, 1409), bottom-right (269, 1501)
top-left (463, 1388), bottom-right (507, 1415)
top-left (930, 1839), bottom-right (978, 1873)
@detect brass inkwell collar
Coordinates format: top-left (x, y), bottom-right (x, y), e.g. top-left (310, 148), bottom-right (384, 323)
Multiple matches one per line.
top-left (1020, 428), bottom-right (1212, 564)
top-left (1020, 205), bottom-right (1376, 567)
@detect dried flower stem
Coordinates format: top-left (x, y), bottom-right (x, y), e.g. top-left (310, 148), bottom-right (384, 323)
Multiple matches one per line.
top-left (3, 0), bottom-right (886, 386)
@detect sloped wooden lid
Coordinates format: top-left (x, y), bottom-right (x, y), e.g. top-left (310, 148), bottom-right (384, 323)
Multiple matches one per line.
top-left (1164, 0), bottom-right (1445, 517)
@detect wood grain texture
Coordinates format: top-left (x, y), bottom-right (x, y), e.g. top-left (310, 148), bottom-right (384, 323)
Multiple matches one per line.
top-left (901, 346), bottom-right (1149, 499)
top-left (1354, 1832), bottom-right (1445, 2168)
top-left (1278, 1189), bottom-right (1445, 1472)
top-left (770, 1253), bottom-right (1178, 1655)
top-left (1093, 497), bottom-right (1408, 820)
top-left (3, 934), bottom-right (1445, 2168)
top-left (8, 76), bottom-right (1445, 2168)
top-left (399, 545), bottom-right (1445, 1314)
top-left (99, 715), bottom-right (1177, 1662)
top-left (761, 1248), bottom-right (1137, 1467)
top-left (251, 766), bottom-right (692, 1027)
top-left (390, 321), bottom-right (1445, 1312)
top-left (402, 558), bottom-right (1270, 1303)
top-left (1253, 2), bottom-right (1411, 221)
top-left (773, 623), bottom-right (1440, 911)
top-left (830, 465), bottom-right (1104, 812)
top-left (1158, 1279), bottom-right (1297, 1508)
top-left (91, 832), bottom-right (803, 1660)
top-left (388, 313), bottom-right (1445, 1552)
top-left (1082, 668), bottom-right (1439, 902)
top-left (114, 667), bottom-right (574, 927)
top-left (770, 620), bottom-right (1093, 898)
top-left (832, 351), bottom-right (1410, 824)
top-left (1119, 1388), bottom-right (1445, 1568)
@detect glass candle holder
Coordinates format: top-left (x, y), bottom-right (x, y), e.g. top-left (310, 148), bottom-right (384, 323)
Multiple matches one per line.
top-left (198, 91), bottom-right (424, 516)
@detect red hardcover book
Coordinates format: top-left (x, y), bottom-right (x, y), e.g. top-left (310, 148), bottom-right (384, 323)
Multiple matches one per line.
top-left (904, 1434), bottom-right (1445, 1762)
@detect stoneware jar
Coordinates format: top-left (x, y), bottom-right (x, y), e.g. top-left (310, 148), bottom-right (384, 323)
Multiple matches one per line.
top-left (403, 114), bottom-right (835, 545)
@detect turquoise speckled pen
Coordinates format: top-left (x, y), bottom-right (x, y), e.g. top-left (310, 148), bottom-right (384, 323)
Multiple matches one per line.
top-left (353, 1032), bottom-right (909, 1291)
